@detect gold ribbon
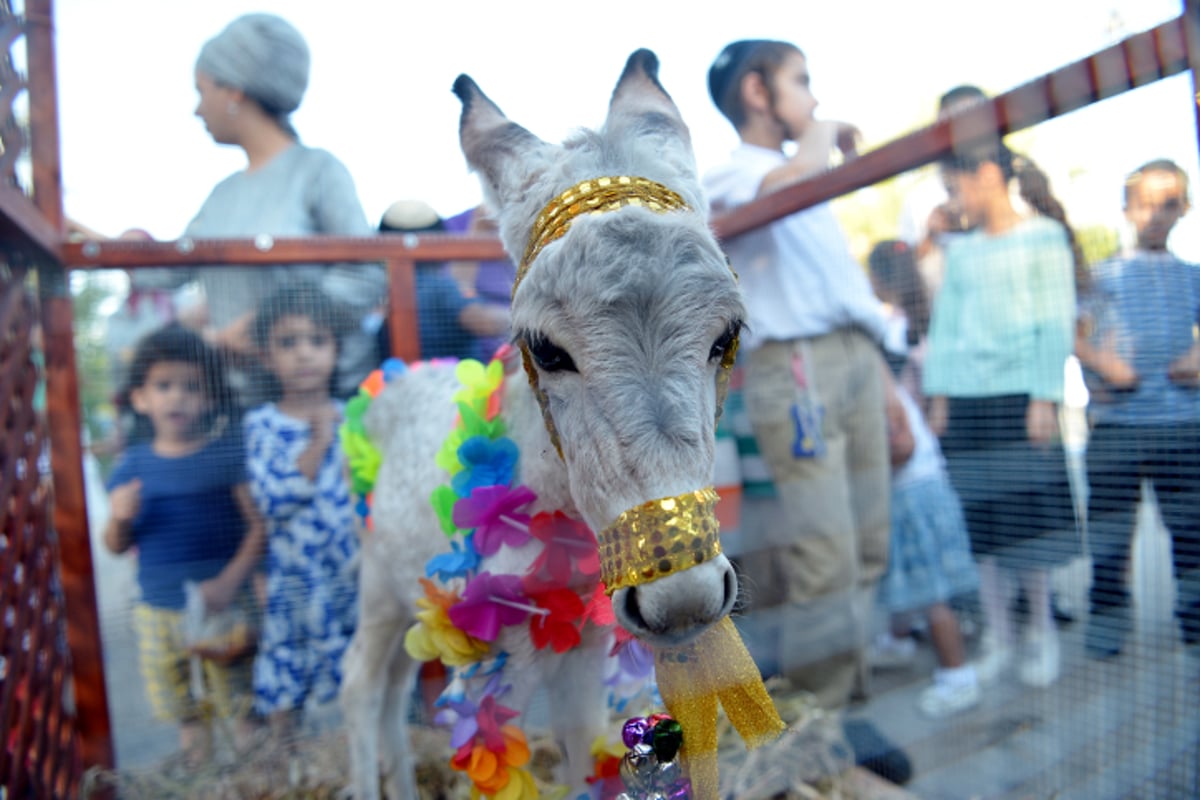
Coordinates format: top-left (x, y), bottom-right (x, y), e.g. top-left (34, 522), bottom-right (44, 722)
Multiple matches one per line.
top-left (656, 616), bottom-right (786, 800)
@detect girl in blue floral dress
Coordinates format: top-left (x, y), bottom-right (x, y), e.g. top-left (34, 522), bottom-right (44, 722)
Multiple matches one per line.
top-left (244, 282), bottom-right (359, 736)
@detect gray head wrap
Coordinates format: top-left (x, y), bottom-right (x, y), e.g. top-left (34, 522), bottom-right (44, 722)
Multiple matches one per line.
top-left (196, 13), bottom-right (310, 136)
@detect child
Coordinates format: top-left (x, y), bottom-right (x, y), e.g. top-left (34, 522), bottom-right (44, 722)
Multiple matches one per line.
top-left (703, 38), bottom-right (890, 706)
top-left (703, 39), bottom-right (911, 784)
top-left (103, 323), bottom-right (264, 764)
top-left (244, 282), bottom-right (360, 738)
top-left (870, 240), bottom-right (980, 716)
top-left (1076, 159), bottom-right (1200, 656)
top-left (922, 139), bottom-right (1079, 688)
top-left (878, 373), bottom-right (982, 717)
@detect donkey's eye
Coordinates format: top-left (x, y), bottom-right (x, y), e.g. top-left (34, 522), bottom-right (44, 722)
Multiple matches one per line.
top-left (709, 321), bottom-right (742, 362)
top-left (527, 335), bottom-right (577, 373)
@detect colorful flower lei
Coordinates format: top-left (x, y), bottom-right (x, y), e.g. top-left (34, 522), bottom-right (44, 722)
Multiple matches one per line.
top-left (341, 352), bottom-right (657, 799)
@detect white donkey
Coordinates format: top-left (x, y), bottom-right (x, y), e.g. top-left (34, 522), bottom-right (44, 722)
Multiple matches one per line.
top-left (341, 49), bottom-right (749, 799)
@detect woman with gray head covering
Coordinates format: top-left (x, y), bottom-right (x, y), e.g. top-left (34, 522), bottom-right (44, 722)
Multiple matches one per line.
top-left (184, 13), bottom-right (383, 404)
top-left (195, 13), bottom-right (310, 139)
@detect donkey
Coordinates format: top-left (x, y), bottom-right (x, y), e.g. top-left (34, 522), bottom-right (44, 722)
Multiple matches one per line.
top-left (340, 49), bottom-right (748, 799)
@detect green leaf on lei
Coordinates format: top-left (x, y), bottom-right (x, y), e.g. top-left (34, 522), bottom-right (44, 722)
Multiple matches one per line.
top-left (340, 428), bottom-right (381, 496)
top-left (436, 427), bottom-right (469, 475)
top-left (458, 400), bottom-right (505, 441)
top-left (430, 484), bottom-right (461, 537)
top-left (453, 358), bottom-right (504, 413)
top-left (342, 391), bottom-right (371, 437)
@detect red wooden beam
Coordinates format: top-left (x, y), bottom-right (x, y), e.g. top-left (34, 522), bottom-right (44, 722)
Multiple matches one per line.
top-left (62, 234), bottom-right (509, 270)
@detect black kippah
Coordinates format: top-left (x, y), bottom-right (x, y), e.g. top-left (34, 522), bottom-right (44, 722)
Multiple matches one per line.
top-left (707, 40), bottom-right (771, 107)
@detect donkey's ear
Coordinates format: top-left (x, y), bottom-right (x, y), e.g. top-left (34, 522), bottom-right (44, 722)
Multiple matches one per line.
top-left (453, 74), bottom-right (558, 213)
top-left (606, 49), bottom-right (693, 156)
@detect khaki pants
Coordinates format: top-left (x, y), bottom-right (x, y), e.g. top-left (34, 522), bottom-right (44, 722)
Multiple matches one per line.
top-left (737, 329), bottom-right (890, 709)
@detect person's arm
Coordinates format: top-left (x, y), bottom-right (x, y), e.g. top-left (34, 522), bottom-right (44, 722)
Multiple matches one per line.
top-left (1074, 317), bottom-right (1138, 388)
top-left (205, 310), bottom-right (257, 356)
top-left (1168, 278), bottom-right (1200, 387)
top-left (447, 208), bottom-right (494, 297)
top-left (309, 152), bottom-right (372, 237)
top-left (1026, 226), bottom-right (1076, 443)
top-left (1167, 341), bottom-right (1200, 386)
top-left (925, 395), bottom-right (949, 437)
top-left (102, 478), bottom-right (142, 554)
top-left (884, 368), bottom-right (914, 467)
top-left (295, 403), bottom-right (339, 482)
top-left (921, 246), bottom-right (962, 409)
top-left (459, 302), bottom-right (511, 338)
top-left (199, 483), bottom-right (266, 613)
top-left (1028, 227), bottom-right (1076, 402)
top-left (757, 120), bottom-right (860, 196)
top-left (308, 151), bottom-right (388, 329)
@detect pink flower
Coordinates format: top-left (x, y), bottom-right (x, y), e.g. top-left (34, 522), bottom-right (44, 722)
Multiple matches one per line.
top-left (453, 485), bottom-right (536, 556)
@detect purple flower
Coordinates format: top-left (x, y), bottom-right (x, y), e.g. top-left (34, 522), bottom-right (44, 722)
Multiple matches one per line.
top-left (607, 638), bottom-right (655, 687)
top-left (449, 572), bottom-right (531, 641)
top-left (453, 485), bottom-right (535, 556)
top-left (437, 674), bottom-right (512, 749)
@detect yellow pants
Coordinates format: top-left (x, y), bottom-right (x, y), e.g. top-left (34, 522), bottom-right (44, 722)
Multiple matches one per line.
top-left (132, 603), bottom-right (253, 723)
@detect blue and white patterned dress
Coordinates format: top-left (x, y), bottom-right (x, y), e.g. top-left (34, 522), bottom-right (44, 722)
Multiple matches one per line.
top-left (245, 402), bottom-right (360, 714)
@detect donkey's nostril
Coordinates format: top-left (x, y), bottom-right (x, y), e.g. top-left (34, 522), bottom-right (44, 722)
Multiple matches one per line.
top-left (723, 565), bottom-right (737, 612)
top-left (623, 586), bottom-right (648, 631)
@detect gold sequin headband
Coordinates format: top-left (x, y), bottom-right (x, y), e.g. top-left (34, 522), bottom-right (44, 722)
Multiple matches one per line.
top-left (598, 487), bottom-right (722, 594)
top-left (513, 176), bottom-right (691, 298)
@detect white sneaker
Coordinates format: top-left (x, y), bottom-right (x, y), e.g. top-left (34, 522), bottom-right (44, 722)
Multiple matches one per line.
top-left (870, 633), bottom-right (917, 669)
top-left (973, 632), bottom-right (1013, 686)
top-left (1018, 631), bottom-right (1061, 688)
top-left (916, 675), bottom-right (981, 718)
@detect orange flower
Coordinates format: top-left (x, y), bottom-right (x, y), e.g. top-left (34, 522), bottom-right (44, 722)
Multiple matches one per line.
top-left (499, 724), bottom-right (530, 767)
top-left (360, 369), bottom-right (385, 398)
top-left (419, 577), bottom-right (461, 612)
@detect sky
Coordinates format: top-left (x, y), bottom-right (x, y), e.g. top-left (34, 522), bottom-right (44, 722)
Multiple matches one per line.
top-left (52, 0), bottom-right (1198, 258)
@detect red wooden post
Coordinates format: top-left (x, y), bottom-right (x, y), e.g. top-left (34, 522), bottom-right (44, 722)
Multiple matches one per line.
top-left (26, 0), bottom-right (64, 234)
top-left (38, 265), bottom-right (115, 778)
top-left (25, 0), bottom-right (116, 783)
top-left (388, 256), bottom-right (422, 363)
